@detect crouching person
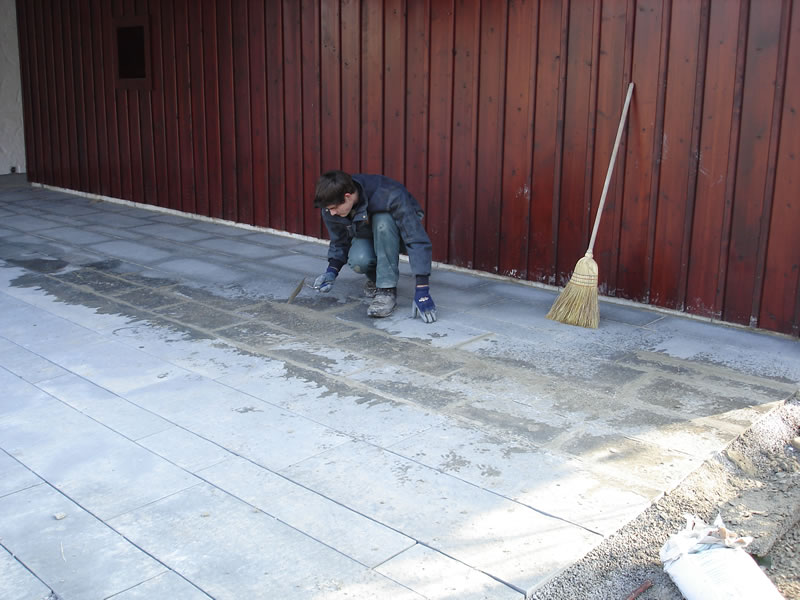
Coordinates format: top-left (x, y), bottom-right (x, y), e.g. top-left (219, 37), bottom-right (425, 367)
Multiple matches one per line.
top-left (312, 170), bottom-right (437, 323)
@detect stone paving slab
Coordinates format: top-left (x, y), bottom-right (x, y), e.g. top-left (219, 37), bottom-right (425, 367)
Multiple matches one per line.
top-left (124, 374), bottom-right (354, 471)
top-left (198, 456), bottom-right (417, 568)
top-left (376, 543), bottom-right (523, 600)
top-left (282, 440), bottom-right (602, 592)
top-left (1, 545), bottom-right (55, 600)
top-left (37, 373), bottom-right (174, 442)
top-left (109, 571), bottom-right (212, 600)
top-left (0, 398), bottom-right (199, 520)
top-left (108, 483), bottom-right (425, 600)
top-left (0, 484), bottom-right (167, 600)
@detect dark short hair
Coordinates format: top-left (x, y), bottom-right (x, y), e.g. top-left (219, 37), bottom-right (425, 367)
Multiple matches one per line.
top-left (314, 170), bottom-right (356, 208)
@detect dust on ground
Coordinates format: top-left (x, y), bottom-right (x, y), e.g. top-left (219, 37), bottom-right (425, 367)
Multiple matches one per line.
top-left (529, 393), bottom-right (800, 600)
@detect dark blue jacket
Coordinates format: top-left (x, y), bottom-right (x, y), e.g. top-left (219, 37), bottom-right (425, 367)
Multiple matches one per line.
top-left (321, 174), bottom-right (432, 276)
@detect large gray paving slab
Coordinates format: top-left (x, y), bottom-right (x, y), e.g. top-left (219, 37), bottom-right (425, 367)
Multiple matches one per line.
top-left (108, 571), bottom-right (212, 600)
top-left (648, 316), bottom-right (800, 382)
top-left (0, 451), bottom-right (42, 497)
top-left (217, 362), bottom-right (452, 447)
top-left (108, 322), bottom-right (266, 380)
top-left (36, 373), bottom-right (174, 441)
top-left (124, 373), bottom-right (354, 470)
top-left (87, 239), bottom-right (173, 263)
top-left (0, 546), bottom-right (53, 600)
top-left (152, 258), bottom-right (249, 284)
top-left (138, 426), bottom-right (234, 472)
top-left (0, 398), bottom-right (200, 520)
top-left (38, 225), bottom-right (114, 245)
top-left (376, 543), bottom-right (523, 600)
top-left (198, 456), bottom-right (417, 568)
top-left (0, 336), bottom-right (70, 383)
top-left (2, 214), bottom-right (66, 232)
top-left (194, 236), bottom-right (287, 259)
top-left (0, 484), bottom-right (167, 600)
top-left (108, 483), bottom-right (425, 600)
top-left (387, 423), bottom-right (656, 536)
top-left (131, 223), bottom-right (215, 243)
top-left (282, 440), bottom-right (602, 593)
top-left (40, 337), bottom-right (192, 395)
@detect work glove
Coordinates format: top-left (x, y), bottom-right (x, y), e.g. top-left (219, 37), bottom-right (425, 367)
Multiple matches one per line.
top-left (313, 266), bottom-right (338, 293)
top-left (412, 285), bottom-right (437, 323)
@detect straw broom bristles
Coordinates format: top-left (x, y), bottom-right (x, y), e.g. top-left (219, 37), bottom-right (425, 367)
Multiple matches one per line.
top-left (546, 82), bottom-right (634, 329)
top-left (545, 252), bottom-right (599, 328)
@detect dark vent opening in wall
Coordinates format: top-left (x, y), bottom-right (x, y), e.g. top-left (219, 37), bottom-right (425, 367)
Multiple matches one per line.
top-left (114, 16), bottom-right (151, 89)
top-left (117, 25), bottom-right (146, 79)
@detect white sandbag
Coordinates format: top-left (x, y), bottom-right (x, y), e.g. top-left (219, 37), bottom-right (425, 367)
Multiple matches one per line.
top-left (660, 514), bottom-right (785, 600)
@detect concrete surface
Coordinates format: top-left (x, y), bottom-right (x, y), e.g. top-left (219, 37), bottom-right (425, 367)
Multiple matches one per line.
top-left (0, 174), bottom-right (798, 599)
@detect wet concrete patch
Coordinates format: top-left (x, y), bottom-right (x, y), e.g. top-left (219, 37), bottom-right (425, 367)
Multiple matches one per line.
top-left (337, 330), bottom-right (466, 376)
top-left (153, 301), bottom-right (246, 331)
top-left (6, 257), bottom-right (69, 273)
top-left (115, 288), bottom-right (184, 310)
top-left (56, 269), bottom-right (142, 295)
top-left (216, 321), bottom-right (294, 349)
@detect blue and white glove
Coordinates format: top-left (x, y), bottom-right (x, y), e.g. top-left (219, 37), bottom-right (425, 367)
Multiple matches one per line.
top-left (412, 285), bottom-right (437, 323)
top-left (313, 266), bottom-right (338, 293)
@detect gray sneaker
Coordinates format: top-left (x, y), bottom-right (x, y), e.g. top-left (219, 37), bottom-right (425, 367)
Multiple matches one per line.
top-left (367, 288), bottom-right (396, 318)
top-left (364, 278), bottom-right (377, 298)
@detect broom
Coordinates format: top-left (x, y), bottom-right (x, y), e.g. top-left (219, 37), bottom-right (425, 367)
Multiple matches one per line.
top-left (546, 82), bottom-right (634, 328)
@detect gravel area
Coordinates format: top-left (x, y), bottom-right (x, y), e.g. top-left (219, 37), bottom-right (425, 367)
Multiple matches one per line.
top-left (529, 393), bottom-right (800, 600)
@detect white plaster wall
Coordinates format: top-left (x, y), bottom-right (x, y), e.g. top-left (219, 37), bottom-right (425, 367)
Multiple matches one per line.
top-left (0, 0), bottom-right (25, 174)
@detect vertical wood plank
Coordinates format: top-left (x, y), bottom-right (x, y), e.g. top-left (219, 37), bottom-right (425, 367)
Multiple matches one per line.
top-left (750, 0), bottom-right (792, 327)
top-left (556, 0), bottom-right (596, 278)
top-left (759, 0), bottom-right (800, 335)
top-left (499, 0), bottom-right (537, 277)
top-left (724, 0), bottom-right (782, 325)
top-left (427, 0), bottom-right (454, 263)
top-left (101, 0), bottom-right (122, 198)
top-left (474, 0), bottom-right (506, 273)
top-left (69, 0), bottom-right (89, 191)
top-left (249, 0), bottom-right (269, 227)
top-left (361, 0), bottom-right (384, 175)
top-left (340, 0), bottom-right (361, 174)
top-left (189, 0), bottom-right (209, 216)
top-left (78, 0), bottom-right (99, 194)
top-left (686, 0), bottom-right (740, 318)
top-left (62, 0), bottom-right (81, 190)
top-left (202, 0), bottom-right (222, 217)
top-left (616, 0), bottom-right (662, 301)
top-left (283, 0), bottom-right (304, 234)
top-left (174, 0), bottom-right (194, 212)
top-left (233, 0), bottom-right (254, 225)
top-left (266, 1), bottom-right (286, 230)
top-left (149, 0), bottom-right (168, 208)
top-left (320, 0), bottom-right (340, 173)
top-left (302, 0), bottom-right (321, 236)
top-left (16, 0), bottom-right (35, 180)
top-left (90, 0), bottom-right (110, 196)
top-left (404, 0), bottom-right (430, 213)
top-left (54, 0), bottom-right (73, 187)
top-left (159, 0), bottom-right (181, 209)
top-left (384, 0), bottom-right (406, 182)
top-left (587, 0), bottom-right (628, 294)
top-left (217, 1), bottom-right (236, 220)
top-left (448, 0), bottom-right (480, 268)
top-left (650, 0), bottom-right (702, 309)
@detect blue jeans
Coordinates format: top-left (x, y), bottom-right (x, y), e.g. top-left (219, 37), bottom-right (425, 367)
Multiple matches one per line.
top-left (347, 212), bottom-right (400, 288)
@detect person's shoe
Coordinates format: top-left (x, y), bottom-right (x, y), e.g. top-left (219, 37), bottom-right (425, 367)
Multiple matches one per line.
top-left (367, 288), bottom-right (396, 317)
top-left (363, 278), bottom-right (377, 298)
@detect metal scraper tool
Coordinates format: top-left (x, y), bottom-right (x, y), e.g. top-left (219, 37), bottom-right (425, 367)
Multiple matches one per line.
top-left (287, 277), bottom-right (305, 304)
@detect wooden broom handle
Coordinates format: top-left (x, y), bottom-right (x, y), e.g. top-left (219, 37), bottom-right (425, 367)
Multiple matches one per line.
top-left (586, 82), bottom-right (634, 257)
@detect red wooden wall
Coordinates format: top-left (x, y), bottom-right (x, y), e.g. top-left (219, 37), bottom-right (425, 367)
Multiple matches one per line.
top-left (15, 0), bottom-right (800, 336)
